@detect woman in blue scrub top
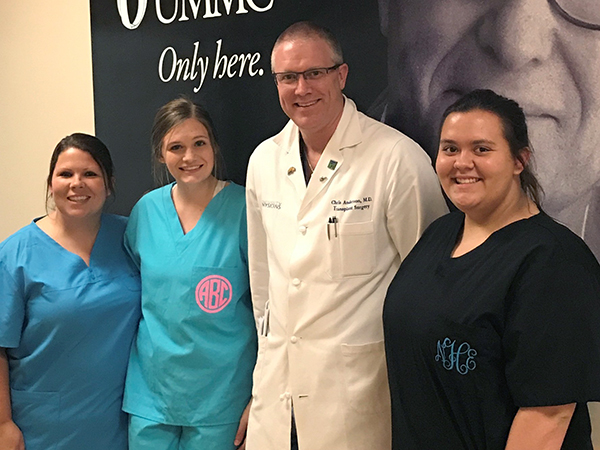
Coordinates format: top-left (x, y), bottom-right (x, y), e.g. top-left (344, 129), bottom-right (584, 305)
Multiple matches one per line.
top-left (123, 97), bottom-right (257, 450)
top-left (0, 133), bottom-right (141, 450)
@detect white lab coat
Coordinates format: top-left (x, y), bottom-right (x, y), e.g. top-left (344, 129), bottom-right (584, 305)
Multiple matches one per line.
top-left (245, 98), bottom-right (447, 450)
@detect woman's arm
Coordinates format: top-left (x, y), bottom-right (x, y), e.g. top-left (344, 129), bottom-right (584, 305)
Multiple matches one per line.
top-left (505, 403), bottom-right (576, 450)
top-left (234, 399), bottom-right (252, 450)
top-left (0, 348), bottom-right (24, 450)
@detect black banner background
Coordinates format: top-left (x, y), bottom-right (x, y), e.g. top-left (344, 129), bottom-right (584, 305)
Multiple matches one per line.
top-left (90, 0), bottom-right (386, 214)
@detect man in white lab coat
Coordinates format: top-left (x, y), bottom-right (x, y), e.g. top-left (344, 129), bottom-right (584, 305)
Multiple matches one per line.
top-left (245, 21), bottom-right (448, 450)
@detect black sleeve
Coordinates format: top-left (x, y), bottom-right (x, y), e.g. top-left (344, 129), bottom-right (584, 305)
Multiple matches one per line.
top-left (503, 240), bottom-right (600, 407)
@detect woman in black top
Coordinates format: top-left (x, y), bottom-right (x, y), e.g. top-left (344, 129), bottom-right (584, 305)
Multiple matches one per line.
top-left (383, 89), bottom-right (600, 450)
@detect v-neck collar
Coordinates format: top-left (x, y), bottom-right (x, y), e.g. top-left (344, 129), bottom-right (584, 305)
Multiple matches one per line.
top-left (33, 215), bottom-right (106, 270)
top-left (446, 212), bottom-right (543, 262)
top-left (162, 181), bottom-right (229, 240)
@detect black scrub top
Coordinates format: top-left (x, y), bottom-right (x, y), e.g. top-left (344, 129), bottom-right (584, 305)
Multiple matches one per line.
top-left (383, 211), bottom-right (600, 450)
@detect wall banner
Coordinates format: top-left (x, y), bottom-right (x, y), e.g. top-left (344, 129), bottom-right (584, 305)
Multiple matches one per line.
top-left (90, 0), bottom-right (386, 215)
top-left (91, 0), bottom-right (600, 259)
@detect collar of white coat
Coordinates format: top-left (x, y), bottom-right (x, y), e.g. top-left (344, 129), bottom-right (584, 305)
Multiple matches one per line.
top-left (273, 96), bottom-right (362, 154)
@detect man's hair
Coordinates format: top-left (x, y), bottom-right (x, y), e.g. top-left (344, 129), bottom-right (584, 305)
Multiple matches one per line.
top-left (271, 21), bottom-right (344, 71)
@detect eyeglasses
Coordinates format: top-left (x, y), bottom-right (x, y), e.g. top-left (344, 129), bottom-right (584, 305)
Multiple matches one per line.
top-left (549, 0), bottom-right (600, 30)
top-left (272, 64), bottom-right (343, 85)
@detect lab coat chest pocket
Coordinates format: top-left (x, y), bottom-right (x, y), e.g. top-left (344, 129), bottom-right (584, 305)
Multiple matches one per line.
top-left (327, 221), bottom-right (375, 279)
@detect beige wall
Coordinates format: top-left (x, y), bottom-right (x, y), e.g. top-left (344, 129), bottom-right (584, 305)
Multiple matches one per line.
top-left (594, 403), bottom-right (600, 449)
top-left (0, 1), bottom-right (94, 241)
top-left (0, 1), bottom-right (599, 447)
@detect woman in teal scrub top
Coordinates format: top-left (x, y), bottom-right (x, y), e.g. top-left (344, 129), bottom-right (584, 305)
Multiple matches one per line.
top-left (0, 133), bottom-right (141, 450)
top-left (123, 98), bottom-right (257, 450)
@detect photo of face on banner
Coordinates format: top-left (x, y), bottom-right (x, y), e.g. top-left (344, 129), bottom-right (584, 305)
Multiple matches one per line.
top-left (374, 0), bottom-right (600, 257)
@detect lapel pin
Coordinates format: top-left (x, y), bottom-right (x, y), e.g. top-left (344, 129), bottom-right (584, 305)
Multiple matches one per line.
top-left (319, 176), bottom-right (328, 182)
top-left (327, 160), bottom-right (338, 170)
top-left (288, 167), bottom-right (296, 175)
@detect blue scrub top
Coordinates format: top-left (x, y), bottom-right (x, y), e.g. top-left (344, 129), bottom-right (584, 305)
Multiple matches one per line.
top-left (123, 182), bottom-right (257, 426)
top-left (0, 214), bottom-right (141, 450)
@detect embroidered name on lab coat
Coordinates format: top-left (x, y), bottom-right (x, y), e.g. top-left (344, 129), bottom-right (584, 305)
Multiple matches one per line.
top-left (330, 196), bottom-right (373, 212)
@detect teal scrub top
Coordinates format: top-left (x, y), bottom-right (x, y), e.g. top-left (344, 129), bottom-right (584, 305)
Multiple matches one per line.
top-left (123, 182), bottom-right (257, 426)
top-left (0, 214), bottom-right (141, 450)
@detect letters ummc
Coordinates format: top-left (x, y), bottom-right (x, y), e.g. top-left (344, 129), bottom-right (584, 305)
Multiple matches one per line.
top-left (117, 0), bottom-right (275, 30)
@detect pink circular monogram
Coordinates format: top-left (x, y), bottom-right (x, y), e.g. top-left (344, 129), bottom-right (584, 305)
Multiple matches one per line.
top-left (195, 275), bottom-right (233, 313)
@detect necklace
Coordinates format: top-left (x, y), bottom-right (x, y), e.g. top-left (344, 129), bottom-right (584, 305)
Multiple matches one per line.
top-left (306, 152), bottom-right (315, 173)
top-left (301, 139), bottom-right (315, 173)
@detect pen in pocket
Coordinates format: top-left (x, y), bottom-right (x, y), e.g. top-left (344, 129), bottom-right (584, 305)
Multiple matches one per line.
top-left (327, 216), bottom-right (338, 240)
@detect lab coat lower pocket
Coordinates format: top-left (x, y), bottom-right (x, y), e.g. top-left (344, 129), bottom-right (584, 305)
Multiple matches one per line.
top-left (341, 340), bottom-right (391, 415)
top-left (10, 389), bottom-right (59, 450)
top-left (328, 221), bottom-right (375, 279)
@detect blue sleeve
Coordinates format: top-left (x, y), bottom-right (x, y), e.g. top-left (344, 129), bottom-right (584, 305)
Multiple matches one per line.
top-left (0, 259), bottom-right (25, 349)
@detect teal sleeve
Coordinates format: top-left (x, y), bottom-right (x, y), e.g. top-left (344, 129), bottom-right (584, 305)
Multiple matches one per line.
top-left (124, 204), bottom-right (141, 270)
top-left (239, 202), bottom-right (249, 270)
